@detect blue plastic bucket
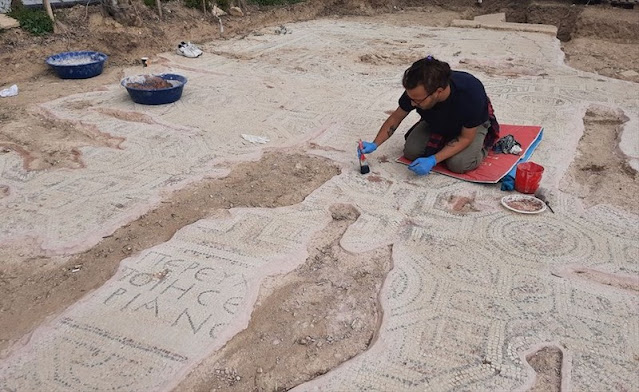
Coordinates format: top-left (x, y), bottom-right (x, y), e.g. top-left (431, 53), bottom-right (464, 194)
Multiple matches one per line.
top-left (121, 74), bottom-right (187, 105)
top-left (46, 51), bottom-right (108, 79)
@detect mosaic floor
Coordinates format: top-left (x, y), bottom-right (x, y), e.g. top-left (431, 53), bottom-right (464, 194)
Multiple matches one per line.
top-left (1, 17), bottom-right (638, 391)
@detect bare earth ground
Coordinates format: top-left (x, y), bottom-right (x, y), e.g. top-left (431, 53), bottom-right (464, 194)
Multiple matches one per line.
top-left (0, 0), bottom-right (638, 390)
top-left (527, 346), bottom-right (563, 392)
top-left (561, 106), bottom-right (639, 212)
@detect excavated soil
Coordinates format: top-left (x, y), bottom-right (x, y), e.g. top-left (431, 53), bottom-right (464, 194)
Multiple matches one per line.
top-left (562, 6), bottom-right (639, 83)
top-left (0, 106), bottom-right (124, 170)
top-left (561, 106), bottom-right (638, 213)
top-left (527, 346), bottom-right (563, 392)
top-left (126, 75), bottom-right (174, 89)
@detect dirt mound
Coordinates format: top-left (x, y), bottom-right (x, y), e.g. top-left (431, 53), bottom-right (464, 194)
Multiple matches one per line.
top-left (126, 75), bottom-right (173, 89)
top-left (574, 6), bottom-right (639, 42)
top-left (526, 2), bottom-right (582, 41)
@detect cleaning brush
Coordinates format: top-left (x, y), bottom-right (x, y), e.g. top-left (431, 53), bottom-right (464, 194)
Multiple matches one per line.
top-left (534, 187), bottom-right (555, 213)
top-left (358, 140), bottom-right (370, 174)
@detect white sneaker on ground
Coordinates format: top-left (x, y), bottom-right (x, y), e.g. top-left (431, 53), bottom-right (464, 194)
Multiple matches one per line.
top-left (177, 41), bottom-right (203, 58)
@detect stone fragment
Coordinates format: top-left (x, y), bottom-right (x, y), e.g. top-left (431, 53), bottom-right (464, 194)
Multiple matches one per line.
top-left (620, 70), bottom-right (639, 77)
top-left (212, 5), bottom-right (227, 16)
top-left (473, 13), bottom-right (506, 24)
top-left (229, 7), bottom-right (244, 17)
top-left (0, 14), bottom-right (19, 30)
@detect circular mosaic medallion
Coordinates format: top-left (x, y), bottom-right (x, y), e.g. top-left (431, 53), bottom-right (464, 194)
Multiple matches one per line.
top-left (486, 215), bottom-right (595, 260)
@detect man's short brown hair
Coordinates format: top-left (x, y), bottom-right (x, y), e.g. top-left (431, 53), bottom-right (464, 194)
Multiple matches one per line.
top-left (402, 56), bottom-right (452, 94)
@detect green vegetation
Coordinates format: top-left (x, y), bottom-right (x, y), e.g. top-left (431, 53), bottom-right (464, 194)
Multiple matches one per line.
top-left (8, 5), bottom-right (53, 36)
top-left (183, 0), bottom-right (206, 9)
top-left (215, 0), bottom-right (229, 10)
top-left (143, 0), bottom-right (156, 7)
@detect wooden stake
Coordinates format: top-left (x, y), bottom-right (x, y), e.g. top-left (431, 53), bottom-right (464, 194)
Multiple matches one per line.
top-left (43, 0), bottom-right (55, 22)
top-left (155, 0), bottom-right (162, 18)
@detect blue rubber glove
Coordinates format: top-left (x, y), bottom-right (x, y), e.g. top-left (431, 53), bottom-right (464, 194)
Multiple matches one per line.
top-left (357, 141), bottom-right (377, 158)
top-left (500, 174), bottom-right (515, 191)
top-left (408, 156), bottom-right (437, 176)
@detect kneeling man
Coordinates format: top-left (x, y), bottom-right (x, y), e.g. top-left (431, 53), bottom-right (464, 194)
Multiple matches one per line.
top-left (360, 56), bottom-right (499, 175)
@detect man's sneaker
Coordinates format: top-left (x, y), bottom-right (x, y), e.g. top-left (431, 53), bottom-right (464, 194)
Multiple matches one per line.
top-left (177, 41), bottom-right (203, 58)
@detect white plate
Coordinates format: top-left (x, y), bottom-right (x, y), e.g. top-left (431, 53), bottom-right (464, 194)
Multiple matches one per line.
top-left (501, 194), bottom-right (547, 214)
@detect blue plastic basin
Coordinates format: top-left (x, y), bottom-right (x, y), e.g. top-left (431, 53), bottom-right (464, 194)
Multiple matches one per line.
top-left (46, 51), bottom-right (108, 79)
top-left (121, 74), bottom-right (187, 105)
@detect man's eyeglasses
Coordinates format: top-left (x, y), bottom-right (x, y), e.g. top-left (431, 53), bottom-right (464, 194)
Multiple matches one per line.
top-left (408, 90), bottom-right (435, 106)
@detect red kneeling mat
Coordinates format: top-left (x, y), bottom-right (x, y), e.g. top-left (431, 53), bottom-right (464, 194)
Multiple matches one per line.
top-left (396, 124), bottom-right (543, 184)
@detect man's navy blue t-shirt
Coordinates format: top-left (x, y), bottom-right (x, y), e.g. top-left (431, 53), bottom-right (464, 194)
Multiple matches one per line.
top-left (398, 71), bottom-right (489, 140)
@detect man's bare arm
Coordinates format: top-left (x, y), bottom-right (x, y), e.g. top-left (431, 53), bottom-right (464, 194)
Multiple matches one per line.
top-left (433, 126), bottom-right (477, 163)
top-left (372, 107), bottom-right (409, 146)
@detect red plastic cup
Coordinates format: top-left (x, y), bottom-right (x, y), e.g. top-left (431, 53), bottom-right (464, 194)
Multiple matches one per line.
top-left (514, 162), bottom-right (544, 194)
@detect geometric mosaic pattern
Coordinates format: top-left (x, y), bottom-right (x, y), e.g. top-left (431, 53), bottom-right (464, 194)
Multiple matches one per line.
top-left (297, 206), bottom-right (639, 391)
top-left (1, 18), bottom-right (638, 391)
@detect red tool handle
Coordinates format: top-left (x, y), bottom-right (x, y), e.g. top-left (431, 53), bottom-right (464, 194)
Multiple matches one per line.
top-left (358, 140), bottom-right (366, 160)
